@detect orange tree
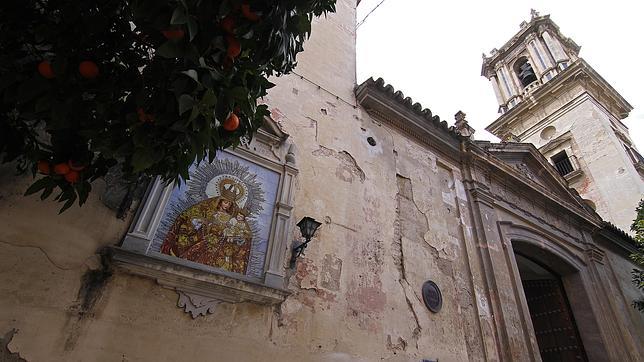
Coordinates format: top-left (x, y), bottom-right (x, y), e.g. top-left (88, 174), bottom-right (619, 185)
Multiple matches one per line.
top-left (0, 0), bottom-right (335, 212)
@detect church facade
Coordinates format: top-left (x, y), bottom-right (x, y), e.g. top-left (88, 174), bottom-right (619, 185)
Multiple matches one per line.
top-left (1, 2), bottom-right (642, 361)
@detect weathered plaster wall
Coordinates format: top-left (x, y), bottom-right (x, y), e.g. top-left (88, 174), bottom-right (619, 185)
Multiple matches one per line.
top-left (1, 2), bottom-right (642, 361)
top-left (0, 1), bottom-right (470, 360)
top-left (0, 163), bottom-right (133, 361)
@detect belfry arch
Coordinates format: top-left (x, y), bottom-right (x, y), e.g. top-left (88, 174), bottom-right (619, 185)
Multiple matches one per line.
top-left (513, 56), bottom-right (538, 88)
top-left (500, 223), bottom-right (611, 361)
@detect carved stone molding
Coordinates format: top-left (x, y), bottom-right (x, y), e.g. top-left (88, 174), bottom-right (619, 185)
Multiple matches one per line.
top-left (514, 163), bottom-right (537, 181)
top-left (585, 245), bottom-right (605, 265)
top-left (177, 291), bottom-right (220, 318)
top-left (110, 246), bottom-right (291, 305)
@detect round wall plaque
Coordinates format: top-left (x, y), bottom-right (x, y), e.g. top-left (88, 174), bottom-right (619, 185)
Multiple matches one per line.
top-left (422, 280), bottom-right (442, 313)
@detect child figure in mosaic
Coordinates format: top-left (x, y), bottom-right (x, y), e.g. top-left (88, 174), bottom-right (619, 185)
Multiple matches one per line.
top-left (224, 209), bottom-right (252, 245)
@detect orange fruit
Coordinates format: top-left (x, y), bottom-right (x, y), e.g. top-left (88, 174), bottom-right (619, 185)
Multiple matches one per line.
top-left (241, 3), bottom-right (260, 21)
top-left (220, 16), bottom-right (235, 34)
top-left (226, 36), bottom-right (241, 58)
top-left (53, 163), bottom-right (71, 175)
top-left (79, 61), bottom-right (99, 79)
top-left (64, 170), bottom-right (80, 183)
top-left (37, 160), bottom-right (50, 174)
top-left (68, 160), bottom-right (86, 171)
top-left (162, 29), bottom-right (185, 40)
top-left (38, 61), bottom-right (55, 79)
top-left (223, 113), bottom-right (239, 131)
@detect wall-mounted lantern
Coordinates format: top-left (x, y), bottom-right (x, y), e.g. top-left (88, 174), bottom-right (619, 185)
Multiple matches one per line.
top-left (289, 216), bottom-right (322, 268)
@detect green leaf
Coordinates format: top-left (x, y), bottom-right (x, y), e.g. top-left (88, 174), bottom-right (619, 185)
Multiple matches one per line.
top-left (228, 86), bottom-right (247, 102)
top-left (187, 17), bottom-right (198, 41)
top-left (297, 15), bottom-right (312, 35)
top-left (25, 177), bottom-right (50, 196)
top-left (156, 41), bottom-right (184, 58)
top-left (58, 192), bottom-right (77, 214)
top-left (77, 182), bottom-right (91, 206)
top-left (178, 94), bottom-right (195, 115)
top-left (181, 69), bottom-right (200, 84)
top-left (170, 7), bottom-right (189, 25)
top-left (131, 147), bottom-right (161, 172)
top-left (201, 89), bottom-right (217, 107)
top-left (40, 185), bottom-right (54, 200)
top-left (189, 107), bottom-right (200, 122)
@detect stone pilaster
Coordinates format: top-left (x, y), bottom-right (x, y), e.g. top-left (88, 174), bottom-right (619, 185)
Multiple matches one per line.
top-left (541, 30), bottom-right (569, 64)
top-left (489, 74), bottom-right (506, 106)
top-left (465, 183), bottom-right (535, 361)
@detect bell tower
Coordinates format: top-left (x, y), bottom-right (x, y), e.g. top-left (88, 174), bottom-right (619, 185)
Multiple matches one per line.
top-left (482, 10), bottom-right (644, 233)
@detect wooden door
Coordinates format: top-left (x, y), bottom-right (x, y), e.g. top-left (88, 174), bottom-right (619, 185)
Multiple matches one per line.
top-left (522, 279), bottom-right (588, 361)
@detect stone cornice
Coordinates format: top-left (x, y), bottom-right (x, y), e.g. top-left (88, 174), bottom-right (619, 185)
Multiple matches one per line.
top-left (355, 77), bottom-right (463, 162)
top-left (593, 222), bottom-right (638, 258)
top-left (485, 59), bottom-right (633, 136)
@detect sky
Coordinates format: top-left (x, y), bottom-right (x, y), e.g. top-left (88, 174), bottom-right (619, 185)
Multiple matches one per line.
top-left (356, 0), bottom-right (644, 151)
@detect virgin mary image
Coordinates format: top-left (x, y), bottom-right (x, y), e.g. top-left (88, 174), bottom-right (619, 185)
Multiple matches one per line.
top-left (160, 177), bottom-right (253, 274)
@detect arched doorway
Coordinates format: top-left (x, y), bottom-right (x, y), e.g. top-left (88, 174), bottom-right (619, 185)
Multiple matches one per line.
top-left (515, 252), bottom-right (588, 361)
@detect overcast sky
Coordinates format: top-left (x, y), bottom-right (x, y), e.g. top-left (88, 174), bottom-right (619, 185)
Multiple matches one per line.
top-left (356, 0), bottom-right (644, 151)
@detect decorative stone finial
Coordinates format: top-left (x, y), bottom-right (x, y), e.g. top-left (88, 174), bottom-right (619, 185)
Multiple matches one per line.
top-left (530, 9), bottom-right (540, 19)
top-left (454, 111), bottom-right (475, 139)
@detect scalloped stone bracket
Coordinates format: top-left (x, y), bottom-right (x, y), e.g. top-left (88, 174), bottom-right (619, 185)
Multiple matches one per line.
top-left (177, 291), bottom-right (220, 318)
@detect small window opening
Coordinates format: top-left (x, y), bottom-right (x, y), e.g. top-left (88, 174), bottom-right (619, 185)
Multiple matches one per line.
top-left (514, 57), bottom-right (537, 88)
top-left (551, 150), bottom-right (574, 176)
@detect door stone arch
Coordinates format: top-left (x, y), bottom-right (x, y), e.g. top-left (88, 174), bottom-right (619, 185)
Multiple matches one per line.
top-left (499, 222), bottom-right (611, 361)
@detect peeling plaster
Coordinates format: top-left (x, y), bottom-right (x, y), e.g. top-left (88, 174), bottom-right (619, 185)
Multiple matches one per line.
top-left (346, 238), bottom-right (386, 332)
top-left (475, 287), bottom-right (491, 317)
top-left (312, 146), bottom-right (366, 183)
top-left (320, 254), bottom-right (342, 291)
top-left (386, 334), bottom-right (408, 352)
top-left (0, 329), bottom-right (26, 362)
top-left (305, 116), bottom-right (319, 141)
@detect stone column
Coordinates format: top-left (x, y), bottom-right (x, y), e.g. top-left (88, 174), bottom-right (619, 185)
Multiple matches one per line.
top-left (534, 37), bottom-right (555, 68)
top-left (525, 35), bottom-right (545, 77)
top-left (541, 30), bottom-right (569, 64)
top-left (489, 74), bottom-right (506, 106)
top-left (500, 64), bottom-right (519, 97)
top-left (495, 65), bottom-right (513, 100)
